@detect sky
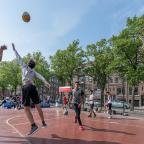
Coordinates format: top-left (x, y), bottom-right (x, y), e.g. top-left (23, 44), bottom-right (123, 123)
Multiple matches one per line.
top-left (0, 0), bottom-right (144, 61)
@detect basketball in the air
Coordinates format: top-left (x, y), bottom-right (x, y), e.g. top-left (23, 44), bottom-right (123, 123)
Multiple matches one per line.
top-left (22, 12), bottom-right (30, 22)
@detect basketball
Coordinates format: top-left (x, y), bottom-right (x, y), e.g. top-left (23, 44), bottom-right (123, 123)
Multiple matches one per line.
top-left (22, 12), bottom-right (30, 23)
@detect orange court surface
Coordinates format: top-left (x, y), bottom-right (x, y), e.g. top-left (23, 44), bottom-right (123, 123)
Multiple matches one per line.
top-left (0, 108), bottom-right (143, 144)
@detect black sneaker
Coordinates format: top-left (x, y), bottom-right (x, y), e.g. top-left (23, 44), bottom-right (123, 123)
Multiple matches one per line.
top-left (27, 125), bottom-right (38, 136)
top-left (42, 121), bottom-right (47, 128)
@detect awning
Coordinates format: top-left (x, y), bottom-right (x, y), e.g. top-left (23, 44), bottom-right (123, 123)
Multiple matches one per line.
top-left (59, 86), bottom-right (72, 92)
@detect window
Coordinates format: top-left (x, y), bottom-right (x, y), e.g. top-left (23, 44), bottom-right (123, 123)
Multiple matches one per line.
top-left (79, 76), bottom-right (85, 81)
top-left (88, 77), bottom-right (93, 82)
top-left (117, 87), bottom-right (125, 95)
top-left (117, 88), bottom-right (121, 95)
top-left (122, 87), bottom-right (125, 95)
top-left (109, 77), bottom-right (113, 83)
top-left (129, 87), bottom-right (132, 95)
top-left (129, 87), bottom-right (138, 95)
top-left (113, 87), bottom-right (115, 91)
top-left (115, 77), bottom-right (119, 83)
top-left (134, 87), bottom-right (138, 95)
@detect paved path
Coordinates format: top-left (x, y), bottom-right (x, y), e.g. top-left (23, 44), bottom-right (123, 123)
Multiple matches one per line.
top-left (0, 108), bottom-right (144, 144)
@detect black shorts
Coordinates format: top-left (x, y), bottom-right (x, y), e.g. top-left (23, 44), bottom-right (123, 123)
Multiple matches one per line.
top-left (108, 103), bottom-right (112, 110)
top-left (90, 103), bottom-right (94, 109)
top-left (22, 84), bottom-right (40, 106)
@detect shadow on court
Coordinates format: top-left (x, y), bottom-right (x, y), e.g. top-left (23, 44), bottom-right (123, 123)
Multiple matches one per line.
top-left (0, 135), bottom-right (121, 144)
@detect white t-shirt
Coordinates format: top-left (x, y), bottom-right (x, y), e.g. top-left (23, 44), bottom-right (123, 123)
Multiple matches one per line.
top-left (107, 95), bottom-right (112, 104)
top-left (89, 94), bottom-right (94, 104)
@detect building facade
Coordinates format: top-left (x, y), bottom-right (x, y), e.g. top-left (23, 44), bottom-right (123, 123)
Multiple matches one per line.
top-left (105, 74), bottom-right (144, 107)
top-left (81, 73), bottom-right (144, 107)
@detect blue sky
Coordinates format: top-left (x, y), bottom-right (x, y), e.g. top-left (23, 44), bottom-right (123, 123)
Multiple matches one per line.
top-left (0, 0), bottom-right (144, 61)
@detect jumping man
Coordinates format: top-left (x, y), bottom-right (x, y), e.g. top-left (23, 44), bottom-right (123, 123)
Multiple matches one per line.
top-left (12, 43), bottom-right (50, 135)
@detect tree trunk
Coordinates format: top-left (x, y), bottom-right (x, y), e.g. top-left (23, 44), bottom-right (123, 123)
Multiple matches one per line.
top-left (122, 78), bottom-right (125, 115)
top-left (14, 86), bottom-right (17, 96)
top-left (2, 89), bottom-right (4, 98)
top-left (130, 86), bottom-right (135, 111)
top-left (100, 88), bottom-right (105, 110)
top-left (126, 81), bottom-right (129, 103)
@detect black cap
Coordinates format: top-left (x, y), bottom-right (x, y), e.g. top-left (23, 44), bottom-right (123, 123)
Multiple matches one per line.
top-left (28, 59), bottom-right (36, 69)
top-left (75, 80), bottom-right (80, 84)
top-left (90, 89), bottom-right (93, 93)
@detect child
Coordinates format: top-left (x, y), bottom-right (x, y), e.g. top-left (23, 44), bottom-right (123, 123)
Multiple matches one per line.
top-left (63, 95), bottom-right (68, 115)
top-left (88, 90), bottom-right (96, 118)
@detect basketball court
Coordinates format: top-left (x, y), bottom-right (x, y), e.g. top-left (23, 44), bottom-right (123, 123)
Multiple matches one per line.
top-left (0, 108), bottom-right (143, 144)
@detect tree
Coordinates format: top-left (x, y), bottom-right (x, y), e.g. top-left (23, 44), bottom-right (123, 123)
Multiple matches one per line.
top-left (50, 50), bottom-right (68, 85)
top-left (84, 39), bottom-right (114, 108)
top-left (111, 15), bottom-right (144, 111)
top-left (50, 40), bottom-right (84, 86)
top-left (5, 61), bottom-right (21, 95)
top-left (0, 61), bottom-right (21, 96)
top-left (0, 62), bottom-right (9, 97)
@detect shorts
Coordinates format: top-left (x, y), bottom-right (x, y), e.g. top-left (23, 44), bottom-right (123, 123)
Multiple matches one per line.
top-left (90, 103), bottom-right (94, 109)
top-left (64, 101), bottom-right (68, 105)
top-left (108, 103), bottom-right (112, 110)
top-left (22, 84), bottom-right (40, 106)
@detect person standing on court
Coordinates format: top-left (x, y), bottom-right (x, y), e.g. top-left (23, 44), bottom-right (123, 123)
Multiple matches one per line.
top-left (12, 43), bottom-right (50, 135)
top-left (72, 81), bottom-right (85, 130)
top-left (106, 91), bottom-right (112, 118)
top-left (88, 90), bottom-right (96, 118)
top-left (0, 45), bottom-right (7, 61)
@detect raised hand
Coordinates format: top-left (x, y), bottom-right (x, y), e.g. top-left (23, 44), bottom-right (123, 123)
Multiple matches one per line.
top-left (0, 45), bottom-right (7, 61)
top-left (0, 45), bottom-right (7, 51)
top-left (12, 43), bottom-right (16, 51)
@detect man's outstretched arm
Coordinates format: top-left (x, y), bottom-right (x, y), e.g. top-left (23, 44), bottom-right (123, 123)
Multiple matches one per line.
top-left (0, 45), bottom-right (7, 61)
top-left (35, 71), bottom-right (51, 88)
top-left (12, 43), bottom-right (26, 66)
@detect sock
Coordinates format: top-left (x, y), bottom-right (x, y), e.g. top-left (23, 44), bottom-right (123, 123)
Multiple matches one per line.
top-left (31, 123), bottom-right (36, 127)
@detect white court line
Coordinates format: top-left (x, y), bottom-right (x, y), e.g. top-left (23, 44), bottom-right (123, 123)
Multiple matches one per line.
top-left (6, 115), bottom-right (32, 144)
top-left (13, 115), bottom-right (65, 126)
top-left (6, 109), bottom-right (144, 144)
top-left (6, 112), bottom-right (66, 144)
top-left (108, 122), bottom-right (120, 124)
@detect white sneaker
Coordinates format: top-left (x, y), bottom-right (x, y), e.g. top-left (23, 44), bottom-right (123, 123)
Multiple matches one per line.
top-left (108, 115), bottom-right (112, 119)
top-left (42, 121), bottom-right (47, 128)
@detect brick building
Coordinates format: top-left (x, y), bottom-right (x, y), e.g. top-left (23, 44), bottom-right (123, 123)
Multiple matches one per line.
top-left (81, 73), bottom-right (144, 107)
